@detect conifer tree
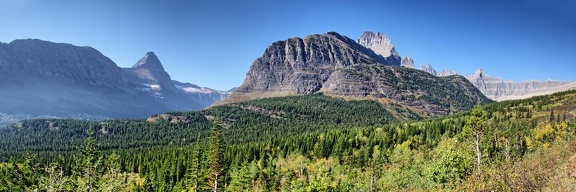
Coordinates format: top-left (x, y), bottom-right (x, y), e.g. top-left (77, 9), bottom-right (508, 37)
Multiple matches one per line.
top-left (185, 133), bottom-right (203, 191)
top-left (207, 118), bottom-right (225, 192)
top-left (76, 127), bottom-right (104, 191)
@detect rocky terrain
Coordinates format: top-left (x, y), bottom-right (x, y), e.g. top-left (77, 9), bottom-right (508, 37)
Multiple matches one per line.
top-left (220, 32), bottom-right (491, 116)
top-left (0, 39), bottom-right (228, 126)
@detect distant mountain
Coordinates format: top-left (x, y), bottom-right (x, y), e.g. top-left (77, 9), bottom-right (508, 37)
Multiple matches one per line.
top-left (420, 63), bottom-right (456, 77)
top-left (400, 56), bottom-right (415, 68)
top-left (0, 39), bottom-right (228, 126)
top-left (416, 62), bottom-right (576, 101)
top-left (220, 32), bottom-right (491, 116)
top-left (465, 69), bottom-right (576, 101)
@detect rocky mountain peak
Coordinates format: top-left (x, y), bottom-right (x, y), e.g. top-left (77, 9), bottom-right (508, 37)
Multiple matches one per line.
top-left (358, 31), bottom-right (401, 65)
top-left (400, 56), bottom-right (415, 68)
top-left (228, 32), bottom-right (395, 97)
top-left (133, 52), bottom-right (165, 71)
top-left (358, 31), bottom-right (396, 57)
top-left (421, 64), bottom-right (437, 76)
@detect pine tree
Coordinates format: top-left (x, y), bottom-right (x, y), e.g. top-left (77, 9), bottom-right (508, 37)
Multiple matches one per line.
top-left (185, 133), bottom-right (203, 191)
top-left (207, 119), bottom-right (225, 192)
top-left (76, 127), bottom-right (104, 191)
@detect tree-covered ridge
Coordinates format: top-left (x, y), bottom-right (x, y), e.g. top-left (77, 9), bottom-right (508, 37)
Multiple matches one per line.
top-left (324, 64), bottom-right (493, 116)
top-left (0, 93), bottom-right (412, 157)
top-left (1, 90), bottom-right (576, 191)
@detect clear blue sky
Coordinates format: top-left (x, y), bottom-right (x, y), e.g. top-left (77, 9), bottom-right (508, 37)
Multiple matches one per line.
top-left (1, 0), bottom-right (575, 90)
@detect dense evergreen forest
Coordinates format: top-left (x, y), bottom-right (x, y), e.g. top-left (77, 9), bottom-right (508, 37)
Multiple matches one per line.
top-left (1, 91), bottom-right (576, 191)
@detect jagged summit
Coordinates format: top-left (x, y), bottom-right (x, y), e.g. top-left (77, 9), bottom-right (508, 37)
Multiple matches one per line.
top-left (358, 31), bottom-right (401, 65)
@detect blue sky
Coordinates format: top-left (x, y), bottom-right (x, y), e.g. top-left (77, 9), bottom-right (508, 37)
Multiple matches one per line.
top-left (1, 0), bottom-right (575, 90)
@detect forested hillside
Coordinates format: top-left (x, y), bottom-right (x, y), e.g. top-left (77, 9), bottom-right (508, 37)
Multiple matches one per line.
top-left (1, 91), bottom-right (576, 191)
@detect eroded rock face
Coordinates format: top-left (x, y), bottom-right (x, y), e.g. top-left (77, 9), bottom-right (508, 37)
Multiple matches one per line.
top-left (465, 69), bottom-right (576, 101)
top-left (234, 32), bottom-right (393, 95)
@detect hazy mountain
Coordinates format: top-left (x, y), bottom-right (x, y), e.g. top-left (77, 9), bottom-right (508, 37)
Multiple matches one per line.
top-left (220, 32), bottom-right (491, 116)
top-left (416, 63), bottom-right (576, 101)
top-left (0, 39), bottom-right (228, 126)
top-left (465, 69), bottom-right (576, 101)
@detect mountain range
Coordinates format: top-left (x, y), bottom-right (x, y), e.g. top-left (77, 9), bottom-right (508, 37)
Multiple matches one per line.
top-left (1, 31), bottom-right (573, 126)
top-left (417, 63), bottom-right (576, 101)
top-left (0, 39), bottom-right (229, 126)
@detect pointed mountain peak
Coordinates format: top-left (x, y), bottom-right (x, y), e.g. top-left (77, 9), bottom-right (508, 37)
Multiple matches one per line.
top-left (132, 52), bottom-right (165, 72)
top-left (421, 63), bottom-right (437, 76)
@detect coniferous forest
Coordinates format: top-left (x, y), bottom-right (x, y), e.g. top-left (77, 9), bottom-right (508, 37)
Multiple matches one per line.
top-left (1, 91), bottom-right (576, 191)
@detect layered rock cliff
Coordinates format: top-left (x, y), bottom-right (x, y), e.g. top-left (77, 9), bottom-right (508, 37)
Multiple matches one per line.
top-left (232, 32), bottom-right (393, 97)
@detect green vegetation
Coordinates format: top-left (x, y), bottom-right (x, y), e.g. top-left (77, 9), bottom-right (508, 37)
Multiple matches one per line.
top-left (1, 91), bottom-right (576, 191)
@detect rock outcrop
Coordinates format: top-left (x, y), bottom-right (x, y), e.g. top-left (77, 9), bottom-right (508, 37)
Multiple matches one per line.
top-left (465, 69), bottom-right (576, 101)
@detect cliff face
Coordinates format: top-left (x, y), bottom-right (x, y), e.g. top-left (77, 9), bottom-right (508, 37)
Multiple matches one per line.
top-left (234, 32), bottom-right (393, 96)
top-left (465, 69), bottom-right (576, 101)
